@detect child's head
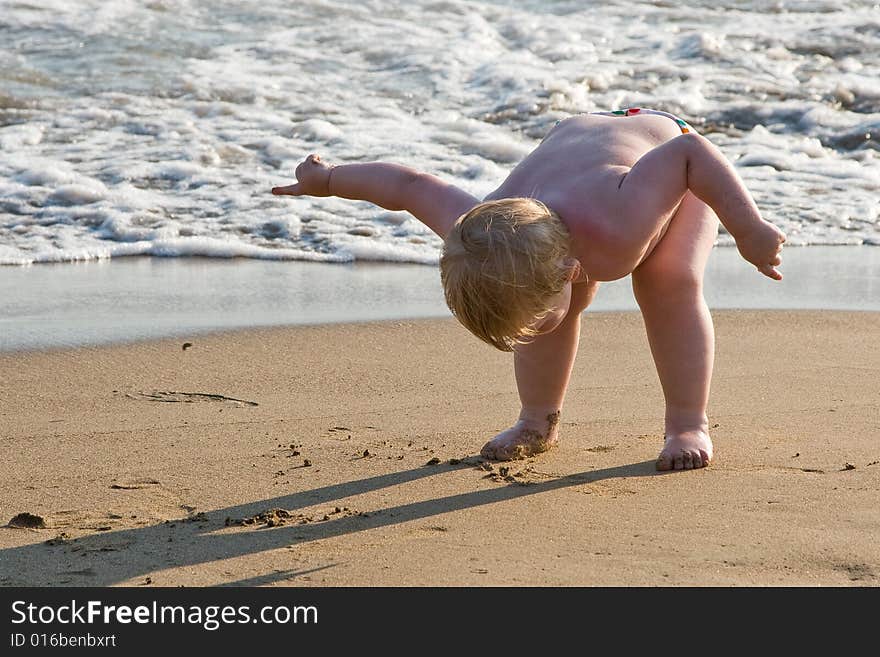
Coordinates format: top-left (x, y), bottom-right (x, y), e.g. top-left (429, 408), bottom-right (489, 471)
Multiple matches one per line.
top-left (440, 197), bottom-right (578, 351)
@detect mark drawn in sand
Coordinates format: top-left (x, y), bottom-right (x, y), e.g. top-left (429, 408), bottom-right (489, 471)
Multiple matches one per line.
top-left (833, 562), bottom-right (877, 582)
top-left (126, 391), bottom-right (258, 406)
top-left (579, 481), bottom-right (638, 498)
top-left (109, 479), bottom-right (161, 490)
top-left (752, 462), bottom-right (875, 475)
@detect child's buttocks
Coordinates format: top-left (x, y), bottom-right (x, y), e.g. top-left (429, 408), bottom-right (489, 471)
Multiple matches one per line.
top-left (590, 107), bottom-right (694, 134)
top-left (553, 107), bottom-right (696, 135)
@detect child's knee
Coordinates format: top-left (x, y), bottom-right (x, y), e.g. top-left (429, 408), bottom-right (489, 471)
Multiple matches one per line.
top-left (570, 280), bottom-right (600, 313)
top-left (633, 263), bottom-right (703, 305)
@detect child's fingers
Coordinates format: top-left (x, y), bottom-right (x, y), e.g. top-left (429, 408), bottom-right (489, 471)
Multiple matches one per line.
top-left (302, 153), bottom-right (326, 170)
top-left (295, 155), bottom-right (327, 179)
top-left (759, 263), bottom-right (783, 280)
top-left (271, 183), bottom-right (301, 196)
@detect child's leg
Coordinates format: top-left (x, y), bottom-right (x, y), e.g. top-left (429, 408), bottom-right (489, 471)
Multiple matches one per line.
top-left (631, 191), bottom-right (719, 471)
top-left (481, 280), bottom-right (599, 460)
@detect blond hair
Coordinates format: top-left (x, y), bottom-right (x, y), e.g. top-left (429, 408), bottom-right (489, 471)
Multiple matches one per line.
top-left (440, 198), bottom-right (572, 351)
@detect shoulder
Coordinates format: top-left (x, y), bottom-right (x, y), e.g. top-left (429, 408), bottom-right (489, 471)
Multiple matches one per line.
top-left (405, 174), bottom-right (480, 239)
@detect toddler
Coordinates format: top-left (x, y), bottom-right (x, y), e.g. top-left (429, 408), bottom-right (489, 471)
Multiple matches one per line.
top-left (272, 107), bottom-right (786, 471)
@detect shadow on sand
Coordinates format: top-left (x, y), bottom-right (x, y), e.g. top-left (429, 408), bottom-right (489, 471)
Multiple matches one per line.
top-left (1, 458), bottom-right (664, 587)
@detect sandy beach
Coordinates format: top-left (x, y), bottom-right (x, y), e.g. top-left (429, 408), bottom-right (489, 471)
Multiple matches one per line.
top-left (1, 310), bottom-right (878, 587)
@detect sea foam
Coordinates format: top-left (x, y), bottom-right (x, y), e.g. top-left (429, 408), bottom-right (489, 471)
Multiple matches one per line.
top-left (1, 0), bottom-right (879, 266)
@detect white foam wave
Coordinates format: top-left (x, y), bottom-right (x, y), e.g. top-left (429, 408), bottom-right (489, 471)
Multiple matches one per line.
top-left (2, 0), bottom-right (880, 268)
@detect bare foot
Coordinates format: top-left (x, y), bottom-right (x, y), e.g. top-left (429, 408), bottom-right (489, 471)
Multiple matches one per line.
top-left (656, 429), bottom-right (713, 471)
top-left (481, 411), bottom-right (560, 461)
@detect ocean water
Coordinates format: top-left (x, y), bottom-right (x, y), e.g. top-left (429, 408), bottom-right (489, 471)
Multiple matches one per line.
top-left (1, 0), bottom-right (879, 266)
top-left (2, 246), bottom-right (878, 352)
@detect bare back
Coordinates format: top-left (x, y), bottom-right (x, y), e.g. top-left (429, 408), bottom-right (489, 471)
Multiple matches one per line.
top-left (484, 113), bottom-right (687, 280)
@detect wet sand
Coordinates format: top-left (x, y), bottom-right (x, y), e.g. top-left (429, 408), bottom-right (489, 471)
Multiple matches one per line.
top-left (4, 245), bottom-right (880, 353)
top-left (1, 310), bottom-right (878, 586)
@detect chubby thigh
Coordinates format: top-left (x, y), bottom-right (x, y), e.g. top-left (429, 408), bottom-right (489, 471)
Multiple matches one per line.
top-left (631, 191), bottom-right (719, 294)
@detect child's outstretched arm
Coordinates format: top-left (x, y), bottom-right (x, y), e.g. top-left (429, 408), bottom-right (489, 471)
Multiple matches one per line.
top-left (610, 133), bottom-right (787, 279)
top-left (272, 154), bottom-right (479, 239)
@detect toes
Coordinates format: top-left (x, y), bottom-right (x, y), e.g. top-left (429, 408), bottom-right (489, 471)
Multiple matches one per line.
top-left (482, 427), bottom-right (557, 463)
top-left (682, 451), bottom-right (695, 470)
top-left (503, 445), bottom-right (518, 460)
top-left (481, 441), bottom-right (513, 461)
top-left (699, 449), bottom-right (711, 467)
top-left (658, 431), bottom-right (713, 472)
top-left (494, 449), bottom-right (515, 462)
top-left (658, 449), bottom-right (710, 471)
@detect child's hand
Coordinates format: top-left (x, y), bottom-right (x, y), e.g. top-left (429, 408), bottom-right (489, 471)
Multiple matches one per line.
top-left (271, 154), bottom-right (334, 197)
top-left (735, 220), bottom-right (787, 280)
